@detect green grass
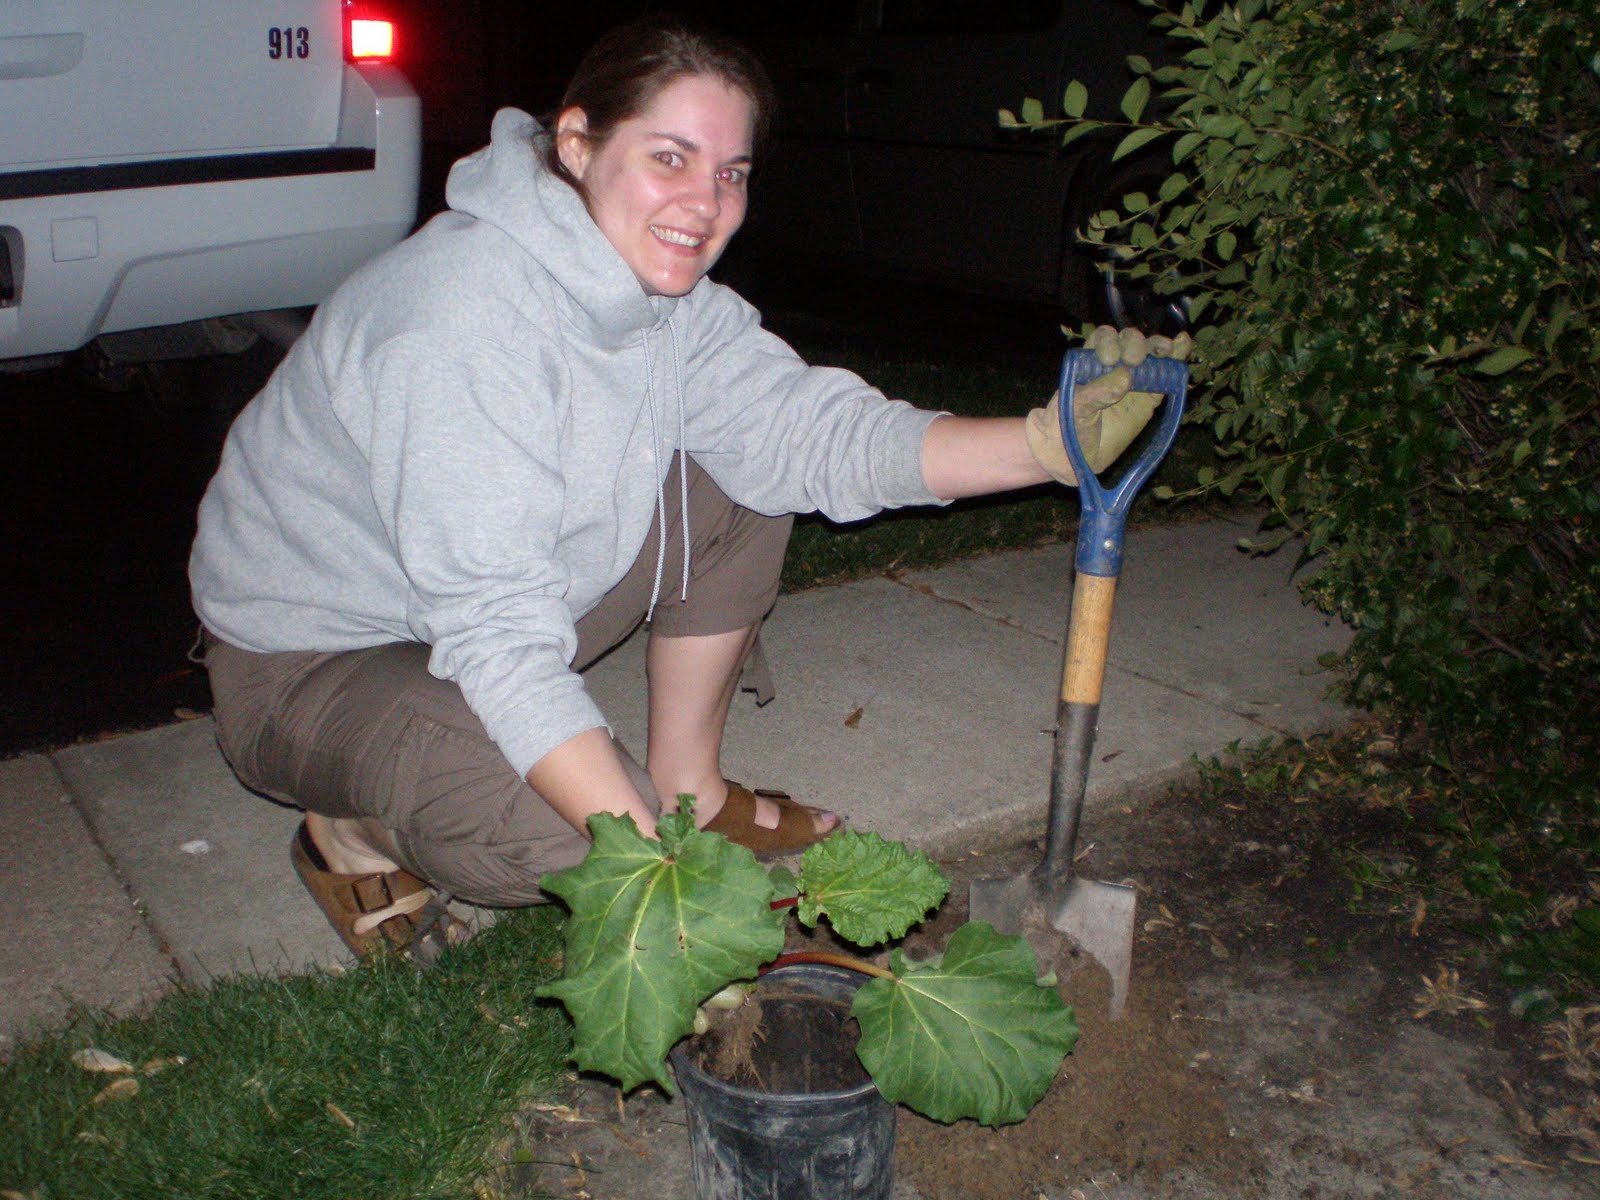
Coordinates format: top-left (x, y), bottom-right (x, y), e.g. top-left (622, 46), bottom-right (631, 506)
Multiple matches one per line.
top-left (779, 347), bottom-right (1227, 591)
top-left (0, 906), bottom-right (569, 1200)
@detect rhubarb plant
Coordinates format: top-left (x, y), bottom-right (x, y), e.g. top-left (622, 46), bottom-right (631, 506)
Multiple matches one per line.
top-left (536, 807), bottom-right (1079, 1127)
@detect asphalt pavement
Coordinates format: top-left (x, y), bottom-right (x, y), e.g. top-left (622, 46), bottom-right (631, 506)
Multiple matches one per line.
top-left (0, 514), bottom-right (1353, 1053)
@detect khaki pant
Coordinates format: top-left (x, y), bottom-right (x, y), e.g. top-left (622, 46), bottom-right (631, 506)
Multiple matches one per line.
top-left (204, 458), bottom-right (792, 906)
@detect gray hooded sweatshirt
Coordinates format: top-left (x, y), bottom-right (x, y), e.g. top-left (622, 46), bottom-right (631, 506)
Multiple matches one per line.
top-left (190, 108), bottom-right (944, 778)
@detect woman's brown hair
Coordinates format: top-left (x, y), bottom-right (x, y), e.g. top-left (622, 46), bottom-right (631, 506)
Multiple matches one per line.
top-left (544, 15), bottom-right (776, 193)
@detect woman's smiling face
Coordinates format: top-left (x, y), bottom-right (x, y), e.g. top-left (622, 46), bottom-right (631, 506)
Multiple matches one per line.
top-left (557, 73), bottom-right (754, 298)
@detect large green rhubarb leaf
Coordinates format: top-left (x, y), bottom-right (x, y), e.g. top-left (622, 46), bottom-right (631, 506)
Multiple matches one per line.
top-left (535, 811), bottom-right (785, 1092)
top-left (797, 829), bottom-right (949, 947)
top-left (852, 921), bottom-right (1079, 1126)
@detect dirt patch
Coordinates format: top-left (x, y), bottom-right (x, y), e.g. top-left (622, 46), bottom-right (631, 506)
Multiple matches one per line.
top-left (501, 741), bottom-right (1599, 1200)
top-left (895, 905), bottom-right (1254, 1199)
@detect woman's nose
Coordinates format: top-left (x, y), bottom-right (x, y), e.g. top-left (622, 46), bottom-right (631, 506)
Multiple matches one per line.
top-left (681, 173), bottom-right (721, 218)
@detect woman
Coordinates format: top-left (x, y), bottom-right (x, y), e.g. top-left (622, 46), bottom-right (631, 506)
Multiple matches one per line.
top-left (189, 16), bottom-right (1181, 959)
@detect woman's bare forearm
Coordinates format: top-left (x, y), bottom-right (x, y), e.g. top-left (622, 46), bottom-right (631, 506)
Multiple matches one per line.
top-left (921, 415), bottom-right (1051, 499)
top-left (525, 726), bottom-right (657, 838)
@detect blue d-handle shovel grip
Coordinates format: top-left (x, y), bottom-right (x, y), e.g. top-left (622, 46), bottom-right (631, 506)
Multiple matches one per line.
top-left (1058, 348), bottom-right (1190, 577)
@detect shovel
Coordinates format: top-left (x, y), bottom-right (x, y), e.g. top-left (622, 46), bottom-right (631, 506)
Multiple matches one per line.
top-left (970, 347), bottom-right (1189, 1020)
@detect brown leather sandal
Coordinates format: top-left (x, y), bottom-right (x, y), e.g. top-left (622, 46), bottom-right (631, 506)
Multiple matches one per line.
top-left (700, 782), bottom-right (839, 858)
top-left (290, 822), bottom-right (468, 962)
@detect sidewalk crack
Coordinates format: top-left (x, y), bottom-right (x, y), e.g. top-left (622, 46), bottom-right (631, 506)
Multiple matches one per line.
top-left (1114, 664), bottom-right (1325, 737)
top-left (45, 751), bottom-right (187, 985)
top-left (887, 572), bottom-right (1062, 645)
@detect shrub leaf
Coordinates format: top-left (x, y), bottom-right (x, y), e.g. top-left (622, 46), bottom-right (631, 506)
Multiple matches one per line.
top-left (1475, 346), bottom-right (1534, 375)
top-left (1063, 80), bottom-right (1088, 119)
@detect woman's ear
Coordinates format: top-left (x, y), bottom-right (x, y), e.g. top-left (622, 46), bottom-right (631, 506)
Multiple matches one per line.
top-left (555, 107), bottom-right (592, 180)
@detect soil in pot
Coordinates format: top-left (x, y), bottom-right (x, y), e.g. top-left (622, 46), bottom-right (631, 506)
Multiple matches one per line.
top-left (686, 984), bottom-right (871, 1093)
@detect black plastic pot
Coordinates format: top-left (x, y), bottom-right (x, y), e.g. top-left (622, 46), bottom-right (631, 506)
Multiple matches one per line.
top-left (669, 962), bottom-right (896, 1200)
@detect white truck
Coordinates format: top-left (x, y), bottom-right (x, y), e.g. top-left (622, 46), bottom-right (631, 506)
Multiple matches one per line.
top-left (0, 1), bottom-right (421, 369)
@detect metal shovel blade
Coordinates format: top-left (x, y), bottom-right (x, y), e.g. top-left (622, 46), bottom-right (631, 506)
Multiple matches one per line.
top-left (970, 868), bottom-right (1137, 1020)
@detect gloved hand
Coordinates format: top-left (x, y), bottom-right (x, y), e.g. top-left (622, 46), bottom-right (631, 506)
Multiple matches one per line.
top-left (1025, 326), bottom-right (1193, 486)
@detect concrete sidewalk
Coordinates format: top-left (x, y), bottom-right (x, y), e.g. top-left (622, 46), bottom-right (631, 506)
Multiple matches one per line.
top-left (0, 514), bottom-right (1352, 1052)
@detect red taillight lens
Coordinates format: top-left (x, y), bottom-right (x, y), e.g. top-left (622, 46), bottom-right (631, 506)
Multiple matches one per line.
top-left (347, 17), bottom-right (395, 61)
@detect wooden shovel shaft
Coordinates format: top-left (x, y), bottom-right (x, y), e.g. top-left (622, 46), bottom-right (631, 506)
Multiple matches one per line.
top-left (1062, 574), bottom-right (1118, 706)
top-left (1044, 573), bottom-right (1119, 876)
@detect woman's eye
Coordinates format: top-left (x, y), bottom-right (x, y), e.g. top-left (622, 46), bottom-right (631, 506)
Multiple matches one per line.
top-left (655, 151), bottom-right (683, 168)
top-left (718, 167), bottom-right (747, 185)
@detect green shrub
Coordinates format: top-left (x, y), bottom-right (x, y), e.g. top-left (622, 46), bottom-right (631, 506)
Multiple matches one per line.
top-left (1019, 0), bottom-right (1598, 767)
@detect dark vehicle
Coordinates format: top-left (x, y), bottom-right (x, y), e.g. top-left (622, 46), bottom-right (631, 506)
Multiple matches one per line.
top-left (678, 0), bottom-right (1183, 330)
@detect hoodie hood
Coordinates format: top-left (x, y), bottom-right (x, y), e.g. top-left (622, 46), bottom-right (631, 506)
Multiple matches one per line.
top-left (445, 108), bottom-right (679, 349)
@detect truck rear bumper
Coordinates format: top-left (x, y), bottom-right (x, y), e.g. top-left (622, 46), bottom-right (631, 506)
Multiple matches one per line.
top-left (0, 64), bottom-right (420, 361)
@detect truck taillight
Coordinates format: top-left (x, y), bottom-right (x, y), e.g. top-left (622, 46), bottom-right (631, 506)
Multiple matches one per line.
top-left (348, 19), bottom-right (394, 59)
top-left (345, 6), bottom-right (395, 61)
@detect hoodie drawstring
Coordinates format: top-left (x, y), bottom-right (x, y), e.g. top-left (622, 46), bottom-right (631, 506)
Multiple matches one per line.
top-left (668, 318), bottom-right (691, 606)
top-left (639, 320), bottom-right (692, 623)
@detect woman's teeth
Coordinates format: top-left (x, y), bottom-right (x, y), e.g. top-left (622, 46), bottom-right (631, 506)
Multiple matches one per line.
top-left (651, 226), bottom-right (705, 248)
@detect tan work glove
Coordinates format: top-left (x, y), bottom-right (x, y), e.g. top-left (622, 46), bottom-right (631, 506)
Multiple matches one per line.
top-left (1025, 326), bottom-right (1193, 485)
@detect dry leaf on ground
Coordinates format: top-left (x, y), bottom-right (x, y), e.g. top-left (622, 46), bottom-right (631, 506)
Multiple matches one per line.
top-left (70, 1048), bottom-right (134, 1074)
top-left (1539, 1006), bottom-right (1600, 1086)
top-left (529, 1102), bottom-right (590, 1124)
top-left (90, 1078), bottom-right (140, 1105)
top-left (1546, 895), bottom-right (1581, 927)
top-left (1499, 1078), bottom-right (1542, 1139)
top-left (1409, 897), bottom-right (1428, 937)
top-left (1412, 965), bottom-right (1489, 1019)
